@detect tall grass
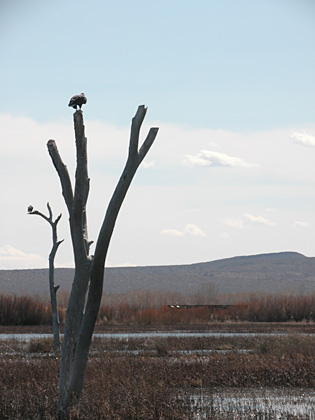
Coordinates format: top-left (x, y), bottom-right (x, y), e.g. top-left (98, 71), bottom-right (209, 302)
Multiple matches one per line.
top-left (91, 293), bottom-right (315, 324)
top-left (245, 293), bottom-right (315, 322)
top-left (0, 294), bottom-right (65, 326)
top-left (1, 339), bottom-right (315, 419)
top-left (1, 292), bottom-right (315, 326)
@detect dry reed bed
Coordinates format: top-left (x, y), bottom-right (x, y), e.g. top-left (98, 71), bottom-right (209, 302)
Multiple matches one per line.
top-left (2, 293), bottom-right (315, 326)
top-left (1, 354), bottom-right (315, 419)
top-left (2, 333), bottom-right (315, 356)
top-left (1, 334), bottom-right (315, 419)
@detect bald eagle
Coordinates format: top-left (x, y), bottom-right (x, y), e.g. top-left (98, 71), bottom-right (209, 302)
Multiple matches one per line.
top-left (27, 205), bottom-right (33, 213)
top-left (68, 93), bottom-right (87, 110)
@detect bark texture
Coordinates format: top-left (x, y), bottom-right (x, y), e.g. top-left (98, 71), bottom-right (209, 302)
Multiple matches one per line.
top-left (28, 203), bottom-right (62, 351)
top-left (47, 106), bottom-right (158, 419)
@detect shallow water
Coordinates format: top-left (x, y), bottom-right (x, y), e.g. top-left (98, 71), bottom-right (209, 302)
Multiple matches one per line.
top-left (1, 332), bottom-right (314, 417)
top-left (192, 387), bottom-right (315, 419)
top-left (0, 331), bottom-right (290, 342)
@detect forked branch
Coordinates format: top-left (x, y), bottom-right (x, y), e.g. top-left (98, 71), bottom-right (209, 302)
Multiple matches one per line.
top-left (63, 105), bottom-right (159, 405)
top-left (52, 104), bottom-right (159, 418)
top-left (27, 202), bottom-right (63, 351)
top-left (47, 140), bottom-right (74, 214)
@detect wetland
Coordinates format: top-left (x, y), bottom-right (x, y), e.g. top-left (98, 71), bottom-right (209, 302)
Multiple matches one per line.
top-left (1, 323), bottom-right (315, 419)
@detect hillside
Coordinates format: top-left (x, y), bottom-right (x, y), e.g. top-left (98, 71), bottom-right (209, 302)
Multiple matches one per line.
top-left (1, 252), bottom-right (315, 297)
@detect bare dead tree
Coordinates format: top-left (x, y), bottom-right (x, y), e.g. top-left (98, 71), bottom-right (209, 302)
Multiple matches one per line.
top-left (46, 105), bottom-right (158, 418)
top-left (27, 202), bottom-right (63, 351)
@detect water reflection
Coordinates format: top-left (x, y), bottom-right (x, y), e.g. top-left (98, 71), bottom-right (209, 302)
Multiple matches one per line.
top-left (191, 388), bottom-right (315, 419)
top-left (0, 331), bottom-right (290, 342)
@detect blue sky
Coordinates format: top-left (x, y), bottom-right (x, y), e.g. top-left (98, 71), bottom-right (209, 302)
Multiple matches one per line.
top-left (1, 0), bottom-right (315, 128)
top-left (1, 0), bottom-right (315, 269)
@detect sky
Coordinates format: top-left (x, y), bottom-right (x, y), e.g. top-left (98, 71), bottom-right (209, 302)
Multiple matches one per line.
top-left (1, 0), bottom-right (315, 269)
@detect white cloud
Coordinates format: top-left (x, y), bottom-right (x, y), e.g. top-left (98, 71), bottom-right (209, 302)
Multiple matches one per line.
top-left (220, 232), bottom-right (230, 239)
top-left (182, 150), bottom-right (257, 168)
top-left (222, 214), bottom-right (275, 229)
top-left (0, 114), bottom-right (131, 166)
top-left (160, 224), bottom-right (206, 238)
top-left (184, 224), bottom-right (207, 237)
top-left (290, 131), bottom-right (315, 147)
top-left (106, 261), bottom-right (138, 267)
top-left (222, 218), bottom-right (245, 229)
top-left (2, 113), bottom-right (315, 268)
top-left (142, 160), bottom-right (156, 169)
top-left (244, 213), bottom-right (275, 227)
top-left (160, 229), bottom-right (185, 237)
top-left (294, 221), bottom-right (311, 228)
top-left (0, 245), bottom-right (47, 269)
top-left (185, 208), bottom-right (201, 214)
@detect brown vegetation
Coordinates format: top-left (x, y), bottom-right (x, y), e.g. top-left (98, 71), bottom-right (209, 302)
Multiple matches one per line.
top-left (0, 294), bottom-right (65, 326)
top-left (0, 333), bottom-right (315, 419)
top-left (1, 292), bottom-right (315, 327)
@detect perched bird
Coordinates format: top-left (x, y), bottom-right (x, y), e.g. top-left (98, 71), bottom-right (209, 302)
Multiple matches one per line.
top-left (68, 93), bottom-right (87, 110)
top-left (27, 205), bottom-right (33, 213)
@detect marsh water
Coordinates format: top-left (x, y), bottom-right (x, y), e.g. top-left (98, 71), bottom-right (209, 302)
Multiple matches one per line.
top-left (191, 387), bottom-right (315, 419)
top-left (0, 331), bottom-right (289, 342)
top-left (1, 331), bottom-right (315, 418)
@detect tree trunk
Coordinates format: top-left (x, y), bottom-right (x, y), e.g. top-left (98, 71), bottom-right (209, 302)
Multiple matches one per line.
top-left (48, 111), bottom-right (92, 415)
top-left (28, 203), bottom-right (62, 352)
top-left (48, 224), bottom-right (62, 352)
top-left (47, 106), bottom-right (158, 419)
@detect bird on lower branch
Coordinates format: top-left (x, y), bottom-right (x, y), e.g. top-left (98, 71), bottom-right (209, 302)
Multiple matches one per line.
top-left (68, 93), bottom-right (87, 110)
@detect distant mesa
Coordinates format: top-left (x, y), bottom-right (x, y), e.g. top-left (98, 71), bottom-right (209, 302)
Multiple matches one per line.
top-left (0, 251), bottom-right (314, 297)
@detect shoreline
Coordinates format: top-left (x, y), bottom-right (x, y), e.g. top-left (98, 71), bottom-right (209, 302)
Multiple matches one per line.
top-left (1, 321), bottom-right (315, 335)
